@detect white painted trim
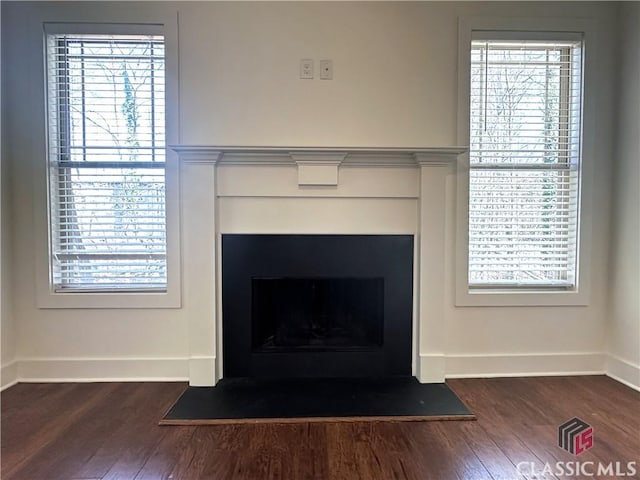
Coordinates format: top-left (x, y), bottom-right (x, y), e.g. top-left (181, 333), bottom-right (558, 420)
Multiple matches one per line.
top-left (15, 357), bottom-right (189, 382)
top-left (417, 354), bottom-right (446, 383)
top-left (419, 353), bottom-right (606, 383)
top-left (1, 361), bottom-right (19, 391)
top-left (606, 354), bottom-right (640, 391)
top-left (446, 371), bottom-right (606, 379)
top-left (455, 16), bottom-right (596, 307)
top-left (179, 154), bottom-right (218, 387)
top-left (171, 146), bottom-right (467, 167)
top-left (444, 352), bottom-right (606, 378)
top-left (415, 162), bottom-right (453, 384)
top-left (292, 153), bottom-right (345, 186)
top-left (1, 380), bottom-right (19, 391)
top-left (181, 146), bottom-right (466, 385)
top-left (34, 9), bottom-right (182, 309)
top-left (6, 355), bottom-right (633, 391)
top-left (217, 164), bottom-right (420, 199)
top-left (171, 145), bottom-right (467, 156)
top-left (188, 356), bottom-right (218, 386)
top-left (181, 151), bottom-right (222, 165)
top-left (290, 153), bottom-right (347, 164)
top-left (414, 153), bottom-right (459, 167)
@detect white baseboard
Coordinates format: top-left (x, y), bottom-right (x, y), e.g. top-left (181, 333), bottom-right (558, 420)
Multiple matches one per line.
top-left (1, 360), bottom-right (19, 391)
top-left (443, 352), bottom-right (606, 379)
top-left (606, 354), bottom-right (640, 392)
top-left (6, 354), bottom-right (633, 389)
top-left (417, 354), bottom-right (446, 383)
top-left (15, 357), bottom-right (189, 383)
top-left (188, 356), bottom-right (217, 386)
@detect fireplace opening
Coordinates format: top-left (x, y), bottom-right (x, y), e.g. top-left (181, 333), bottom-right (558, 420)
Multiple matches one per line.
top-left (222, 234), bottom-right (413, 378)
top-left (252, 277), bottom-right (384, 352)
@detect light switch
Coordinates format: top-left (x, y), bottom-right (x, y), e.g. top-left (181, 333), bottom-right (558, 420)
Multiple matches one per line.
top-left (300, 59), bottom-right (313, 79)
top-left (320, 59), bottom-right (333, 80)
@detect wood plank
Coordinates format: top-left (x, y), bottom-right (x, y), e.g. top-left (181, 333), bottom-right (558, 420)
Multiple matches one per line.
top-left (2, 383), bottom-right (121, 480)
top-left (5, 383), bottom-right (138, 480)
top-left (80, 383), bottom-right (187, 480)
top-left (133, 426), bottom-right (197, 480)
top-left (2, 376), bottom-right (638, 480)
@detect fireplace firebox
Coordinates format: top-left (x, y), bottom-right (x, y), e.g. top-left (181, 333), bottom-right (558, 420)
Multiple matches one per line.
top-left (222, 234), bottom-right (413, 378)
top-left (252, 277), bottom-right (384, 351)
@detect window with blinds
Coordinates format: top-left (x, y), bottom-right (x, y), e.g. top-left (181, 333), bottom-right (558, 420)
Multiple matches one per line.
top-left (46, 32), bottom-right (167, 292)
top-left (468, 37), bottom-right (583, 288)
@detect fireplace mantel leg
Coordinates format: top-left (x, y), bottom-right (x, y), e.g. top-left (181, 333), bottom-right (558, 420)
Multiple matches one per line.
top-left (180, 151), bottom-right (221, 386)
top-left (416, 155), bottom-right (456, 383)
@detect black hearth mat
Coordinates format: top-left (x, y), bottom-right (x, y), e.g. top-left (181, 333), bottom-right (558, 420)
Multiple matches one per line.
top-left (160, 376), bottom-right (474, 425)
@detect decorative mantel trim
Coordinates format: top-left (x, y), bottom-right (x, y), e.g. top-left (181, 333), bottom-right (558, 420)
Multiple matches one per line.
top-left (174, 148), bottom-right (222, 165)
top-left (171, 145), bottom-right (467, 167)
top-left (174, 144), bottom-right (468, 386)
top-left (414, 152), bottom-right (461, 167)
top-left (291, 153), bottom-right (346, 186)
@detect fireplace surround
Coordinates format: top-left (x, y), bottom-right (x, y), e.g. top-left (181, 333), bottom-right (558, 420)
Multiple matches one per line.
top-left (174, 146), bottom-right (465, 386)
top-left (222, 234), bottom-right (414, 378)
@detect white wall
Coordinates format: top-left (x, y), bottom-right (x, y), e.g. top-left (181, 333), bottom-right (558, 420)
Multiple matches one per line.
top-left (1, 1), bottom-right (620, 382)
top-left (1, 11), bottom-right (17, 389)
top-left (2, 2), bottom-right (189, 382)
top-left (1, 142), bottom-right (17, 390)
top-left (607, 2), bottom-right (640, 390)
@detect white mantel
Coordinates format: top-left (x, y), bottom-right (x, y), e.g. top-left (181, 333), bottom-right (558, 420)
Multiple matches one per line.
top-left (174, 145), bottom-right (466, 386)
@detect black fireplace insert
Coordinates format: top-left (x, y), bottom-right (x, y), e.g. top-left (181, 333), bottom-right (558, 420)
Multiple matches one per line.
top-left (222, 234), bottom-right (413, 378)
top-left (251, 277), bottom-right (384, 352)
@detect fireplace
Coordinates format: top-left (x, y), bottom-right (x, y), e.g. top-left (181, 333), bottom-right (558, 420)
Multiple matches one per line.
top-left (251, 277), bottom-right (384, 351)
top-left (175, 145), bottom-right (464, 385)
top-left (222, 234), bottom-right (413, 378)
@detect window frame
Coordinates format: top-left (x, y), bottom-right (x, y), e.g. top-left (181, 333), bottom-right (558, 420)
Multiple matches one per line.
top-left (36, 18), bottom-right (181, 308)
top-left (455, 17), bottom-right (595, 307)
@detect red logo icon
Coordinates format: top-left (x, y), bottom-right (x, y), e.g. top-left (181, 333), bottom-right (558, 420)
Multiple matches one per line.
top-left (558, 417), bottom-right (594, 455)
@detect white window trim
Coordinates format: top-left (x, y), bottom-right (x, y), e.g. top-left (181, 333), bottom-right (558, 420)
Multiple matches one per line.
top-left (33, 10), bottom-right (181, 308)
top-left (455, 16), bottom-right (596, 307)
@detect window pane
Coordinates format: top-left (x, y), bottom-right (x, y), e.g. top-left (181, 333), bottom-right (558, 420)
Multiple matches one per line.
top-left (469, 168), bottom-right (578, 285)
top-left (47, 33), bottom-right (167, 291)
top-left (468, 38), bottom-right (582, 288)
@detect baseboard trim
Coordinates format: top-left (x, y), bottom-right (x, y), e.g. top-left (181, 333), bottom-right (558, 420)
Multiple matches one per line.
top-left (6, 353), bottom-right (632, 388)
top-left (188, 356), bottom-right (217, 386)
top-left (606, 354), bottom-right (640, 392)
top-left (1, 361), bottom-right (19, 391)
top-left (443, 352), bottom-right (606, 379)
top-left (15, 357), bottom-right (189, 383)
top-left (417, 354), bottom-right (446, 383)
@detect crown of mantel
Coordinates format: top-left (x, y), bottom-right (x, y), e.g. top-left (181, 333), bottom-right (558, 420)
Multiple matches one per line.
top-left (171, 145), bottom-right (467, 167)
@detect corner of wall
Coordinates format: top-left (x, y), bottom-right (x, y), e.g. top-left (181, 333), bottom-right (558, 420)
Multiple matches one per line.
top-left (0, 130), bottom-right (18, 391)
top-left (1, 5), bottom-right (18, 390)
top-left (604, 1), bottom-right (640, 392)
top-left (1, 361), bottom-right (18, 391)
top-left (606, 354), bottom-right (640, 392)
top-left (0, 120), bottom-right (18, 391)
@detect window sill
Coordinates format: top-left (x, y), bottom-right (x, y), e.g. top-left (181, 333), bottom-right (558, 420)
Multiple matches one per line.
top-left (455, 287), bottom-right (589, 307)
top-left (36, 289), bottom-right (181, 309)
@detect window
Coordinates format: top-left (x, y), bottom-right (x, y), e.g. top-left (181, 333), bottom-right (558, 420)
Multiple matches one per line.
top-left (468, 35), bottom-right (583, 290)
top-left (46, 31), bottom-right (166, 292)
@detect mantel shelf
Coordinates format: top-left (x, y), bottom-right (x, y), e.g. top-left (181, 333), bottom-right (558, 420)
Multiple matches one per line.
top-left (171, 145), bottom-right (468, 167)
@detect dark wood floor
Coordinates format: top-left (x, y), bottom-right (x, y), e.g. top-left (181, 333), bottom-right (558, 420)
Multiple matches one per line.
top-left (2, 376), bottom-right (638, 480)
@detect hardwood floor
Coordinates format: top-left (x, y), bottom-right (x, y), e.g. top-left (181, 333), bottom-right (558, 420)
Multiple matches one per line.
top-left (2, 376), bottom-right (638, 479)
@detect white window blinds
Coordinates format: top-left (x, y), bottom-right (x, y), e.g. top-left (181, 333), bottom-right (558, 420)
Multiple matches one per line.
top-left (468, 37), bottom-right (583, 288)
top-left (46, 32), bottom-right (167, 292)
